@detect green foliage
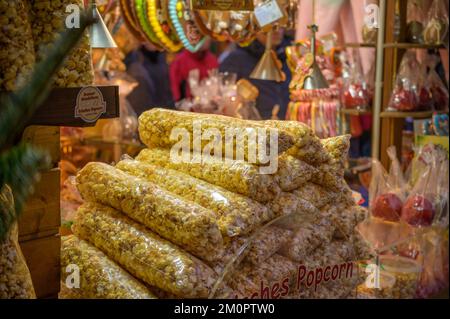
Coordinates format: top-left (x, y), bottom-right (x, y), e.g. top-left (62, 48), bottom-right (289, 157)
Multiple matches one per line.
top-left (0, 144), bottom-right (50, 241)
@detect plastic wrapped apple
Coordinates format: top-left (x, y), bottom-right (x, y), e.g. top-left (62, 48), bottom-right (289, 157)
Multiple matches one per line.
top-left (390, 88), bottom-right (418, 111)
top-left (401, 195), bottom-right (435, 227)
top-left (418, 87), bottom-right (433, 111)
top-left (372, 193), bottom-right (403, 222)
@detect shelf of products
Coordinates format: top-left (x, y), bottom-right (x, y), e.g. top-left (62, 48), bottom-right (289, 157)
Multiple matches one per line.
top-left (380, 110), bottom-right (449, 119)
top-left (342, 43), bottom-right (376, 48)
top-left (341, 109), bottom-right (373, 116)
top-left (383, 43), bottom-right (446, 49)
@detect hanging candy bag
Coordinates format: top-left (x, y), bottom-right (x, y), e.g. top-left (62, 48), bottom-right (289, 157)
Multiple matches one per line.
top-left (387, 52), bottom-right (421, 112)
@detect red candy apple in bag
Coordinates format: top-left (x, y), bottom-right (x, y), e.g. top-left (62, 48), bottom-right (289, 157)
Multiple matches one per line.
top-left (369, 147), bottom-right (407, 222)
top-left (388, 52), bottom-right (421, 111)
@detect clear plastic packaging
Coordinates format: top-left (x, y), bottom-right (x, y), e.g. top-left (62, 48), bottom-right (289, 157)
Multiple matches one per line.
top-left (379, 255), bottom-right (422, 299)
top-left (259, 120), bottom-right (331, 165)
top-left (369, 149), bottom-right (407, 222)
top-left (60, 235), bottom-right (157, 299)
top-left (73, 202), bottom-right (221, 298)
top-left (401, 161), bottom-right (436, 228)
top-left (115, 158), bottom-right (273, 237)
top-left (423, 0), bottom-right (449, 45)
top-left (406, 0), bottom-right (425, 43)
top-left (76, 162), bottom-right (224, 262)
top-left (279, 214), bottom-right (335, 262)
top-left (321, 135), bottom-right (351, 170)
top-left (268, 192), bottom-right (319, 218)
top-left (275, 154), bottom-right (317, 191)
top-left (291, 182), bottom-right (338, 209)
top-left (426, 59), bottom-right (449, 112)
top-left (29, 0), bottom-right (94, 87)
top-left (341, 62), bottom-right (370, 111)
top-left (138, 108), bottom-right (295, 163)
top-left (387, 52), bottom-right (421, 112)
top-left (309, 135), bottom-right (351, 191)
top-left (416, 228), bottom-right (449, 298)
top-left (136, 148), bottom-right (281, 203)
top-left (0, 185), bottom-right (36, 299)
top-left (0, 0), bottom-right (35, 91)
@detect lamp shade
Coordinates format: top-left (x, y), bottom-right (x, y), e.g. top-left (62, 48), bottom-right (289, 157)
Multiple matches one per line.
top-left (250, 50), bottom-right (286, 82)
top-left (302, 63), bottom-right (329, 90)
top-left (90, 4), bottom-right (117, 48)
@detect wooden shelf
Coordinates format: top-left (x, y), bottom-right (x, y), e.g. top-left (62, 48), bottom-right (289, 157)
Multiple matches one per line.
top-left (341, 108), bottom-right (372, 116)
top-left (380, 110), bottom-right (448, 119)
top-left (28, 85), bottom-right (120, 127)
top-left (342, 43), bottom-right (376, 48)
top-left (384, 43), bottom-right (446, 49)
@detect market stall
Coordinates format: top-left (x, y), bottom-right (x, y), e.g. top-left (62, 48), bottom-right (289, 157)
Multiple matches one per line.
top-left (0, 0), bottom-right (448, 300)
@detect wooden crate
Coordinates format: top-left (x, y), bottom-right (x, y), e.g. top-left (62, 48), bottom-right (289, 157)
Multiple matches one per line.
top-left (20, 234), bottom-right (61, 299)
top-left (19, 125), bottom-right (61, 299)
top-left (22, 126), bottom-right (60, 168)
top-left (19, 169), bottom-right (60, 242)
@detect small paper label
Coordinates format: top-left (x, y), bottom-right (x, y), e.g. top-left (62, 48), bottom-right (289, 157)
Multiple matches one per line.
top-left (254, 0), bottom-right (284, 28)
top-left (75, 86), bottom-right (107, 123)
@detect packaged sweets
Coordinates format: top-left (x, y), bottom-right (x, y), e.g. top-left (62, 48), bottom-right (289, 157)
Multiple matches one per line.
top-left (115, 158), bottom-right (273, 237)
top-left (406, 0), bottom-right (425, 43)
top-left (0, 0), bottom-right (35, 91)
top-left (0, 185), bottom-right (36, 299)
top-left (279, 215), bottom-right (335, 262)
top-left (216, 226), bottom-right (294, 272)
top-left (310, 135), bottom-right (351, 190)
top-left (291, 183), bottom-right (338, 209)
top-left (379, 255), bottom-right (422, 299)
top-left (268, 192), bottom-right (319, 218)
top-left (76, 162), bottom-right (224, 262)
top-left (387, 52), bottom-right (421, 112)
top-left (61, 235), bottom-right (157, 299)
top-left (73, 202), bottom-right (219, 298)
top-left (138, 108), bottom-right (295, 163)
top-left (29, 0), bottom-right (94, 87)
top-left (369, 148), bottom-right (407, 222)
top-left (275, 154), bottom-right (317, 191)
top-left (136, 148), bottom-right (280, 203)
top-left (332, 205), bottom-right (368, 240)
top-left (321, 135), bottom-right (351, 169)
top-left (423, 0), bottom-right (448, 45)
top-left (260, 120), bottom-right (330, 165)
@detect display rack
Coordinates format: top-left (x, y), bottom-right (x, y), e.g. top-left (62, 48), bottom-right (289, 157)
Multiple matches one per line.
top-left (371, 0), bottom-right (449, 168)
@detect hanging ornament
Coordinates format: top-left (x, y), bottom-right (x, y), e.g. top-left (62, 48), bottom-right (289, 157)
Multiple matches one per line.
top-left (168, 0), bottom-right (206, 52)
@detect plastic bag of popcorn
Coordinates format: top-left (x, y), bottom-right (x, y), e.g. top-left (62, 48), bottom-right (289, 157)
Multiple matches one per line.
top-left (76, 162), bottom-right (224, 262)
top-left (138, 108), bottom-right (295, 164)
top-left (115, 158), bottom-right (273, 237)
top-left (29, 0), bottom-right (94, 87)
top-left (136, 148), bottom-right (281, 203)
top-left (0, 0), bottom-right (35, 91)
top-left (0, 185), bottom-right (36, 299)
top-left (60, 235), bottom-right (157, 299)
top-left (73, 202), bottom-right (222, 298)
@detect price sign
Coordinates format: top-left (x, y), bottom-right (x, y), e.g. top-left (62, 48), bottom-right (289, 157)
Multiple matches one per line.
top-left (254, 0), bottom-right (285, 28)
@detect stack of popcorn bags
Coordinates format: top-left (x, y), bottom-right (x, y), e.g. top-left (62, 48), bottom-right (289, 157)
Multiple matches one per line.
top-left (61, 108), bottom-right (373, 299)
